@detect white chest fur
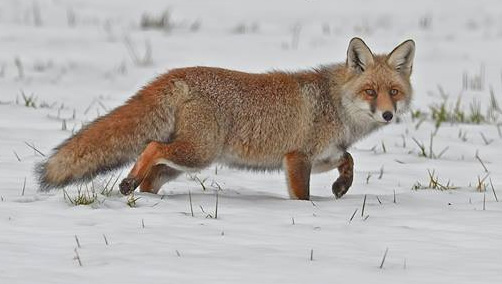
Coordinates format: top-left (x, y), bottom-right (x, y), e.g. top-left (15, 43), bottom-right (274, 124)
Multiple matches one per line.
top-left (312, 141), bottom-right (344, 173)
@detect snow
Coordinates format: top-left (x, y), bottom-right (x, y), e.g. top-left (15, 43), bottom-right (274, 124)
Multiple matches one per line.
top-left (1, 0), bottom-right (502, 283)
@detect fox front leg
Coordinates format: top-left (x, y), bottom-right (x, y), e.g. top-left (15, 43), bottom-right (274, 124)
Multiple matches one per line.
top-left (283, 151), bottom-right (312, 200)
top-left (332, 152), bottom-right (354, 198)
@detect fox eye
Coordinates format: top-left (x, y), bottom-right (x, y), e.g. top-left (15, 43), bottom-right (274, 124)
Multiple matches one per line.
top-left (389, 89), bottom-right (399, 96)
top-left (365, 89), bottom-right (377, 97)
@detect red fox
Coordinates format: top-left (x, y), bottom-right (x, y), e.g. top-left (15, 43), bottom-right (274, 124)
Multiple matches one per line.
top-left (36, 37), bottom-right (415, 200)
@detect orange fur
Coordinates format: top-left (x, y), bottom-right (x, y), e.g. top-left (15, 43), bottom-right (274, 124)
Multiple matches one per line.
top-left (283, 152), bottom-right (311, 200)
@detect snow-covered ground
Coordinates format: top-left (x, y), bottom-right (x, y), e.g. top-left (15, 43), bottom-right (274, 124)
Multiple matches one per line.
top-left (1, 0), bottom-right (502, 283)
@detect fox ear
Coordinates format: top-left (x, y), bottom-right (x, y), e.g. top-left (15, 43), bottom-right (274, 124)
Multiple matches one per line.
top-left (347, 37), bottom-right (374, 73)
top-left (387, 40), bottom-right (415, 77)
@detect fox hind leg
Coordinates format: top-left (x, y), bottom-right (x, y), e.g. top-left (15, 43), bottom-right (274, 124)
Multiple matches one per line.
top-left (119, 101), bottom-right (223, 195)
top-left (332, 152), bottom-right (354, 198)
top-left (120, 139), bottom-right (220, 195)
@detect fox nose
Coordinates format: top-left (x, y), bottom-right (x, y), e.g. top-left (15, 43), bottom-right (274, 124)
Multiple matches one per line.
top-left (382, 111), bottom-right (393, 122)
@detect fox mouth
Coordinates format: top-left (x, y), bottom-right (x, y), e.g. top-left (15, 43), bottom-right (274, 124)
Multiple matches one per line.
top-left (370, 113), bottom-right (393, 124)
top-left (354, 109), bottom-right (387, 124)
top-left (372, 117), bottom-right (391, 124)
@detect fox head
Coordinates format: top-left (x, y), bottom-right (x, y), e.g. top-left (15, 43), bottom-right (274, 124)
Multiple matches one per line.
top-left (341, 37), bottom-right (415, 124)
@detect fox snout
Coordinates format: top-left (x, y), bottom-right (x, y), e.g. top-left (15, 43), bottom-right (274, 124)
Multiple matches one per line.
top-left (371, 88), bottom-right (399, 123)
top-left (373, 108), bottom-right (395, 123)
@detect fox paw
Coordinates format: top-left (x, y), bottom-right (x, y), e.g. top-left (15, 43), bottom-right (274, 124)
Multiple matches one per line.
top-left (119, 177), bottom-right (140, 195)
top-left (332, 179), bottom-right (351, 199)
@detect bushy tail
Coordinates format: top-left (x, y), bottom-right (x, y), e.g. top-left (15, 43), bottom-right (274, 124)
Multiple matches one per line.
top-left (36, 88), bottom-right (175, 191)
